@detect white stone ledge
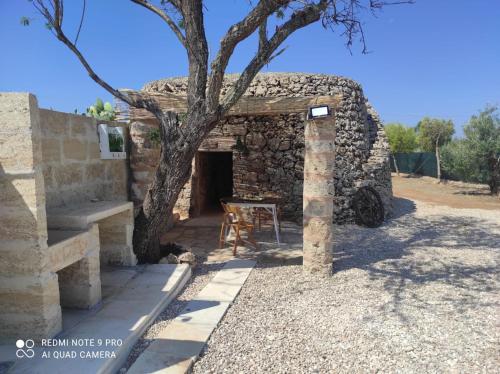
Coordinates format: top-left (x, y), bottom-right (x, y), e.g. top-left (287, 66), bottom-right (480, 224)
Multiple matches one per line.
top-left (47, 201), bottom-right (133, 230)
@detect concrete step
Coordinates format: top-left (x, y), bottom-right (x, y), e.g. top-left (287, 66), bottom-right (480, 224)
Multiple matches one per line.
top-left (8, 264), bottom-right (191, 374)
top-left (127, 259), bottom-right (256, 374)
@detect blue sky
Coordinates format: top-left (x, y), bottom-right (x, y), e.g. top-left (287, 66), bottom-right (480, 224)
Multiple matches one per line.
top-left (1, 1), bottom-right (499, 137)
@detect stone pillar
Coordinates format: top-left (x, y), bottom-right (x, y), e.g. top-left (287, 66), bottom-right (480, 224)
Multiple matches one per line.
top-left (58, 224), bottom-right (101, 308)
top-left (303, 115), bottom-right (335, 276)
top-left (0, 93), bottom-right (62, 342)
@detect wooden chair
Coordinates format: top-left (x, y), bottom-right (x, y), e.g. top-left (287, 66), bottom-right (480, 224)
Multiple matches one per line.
top-left (219, 201), bottom-right (258, 255)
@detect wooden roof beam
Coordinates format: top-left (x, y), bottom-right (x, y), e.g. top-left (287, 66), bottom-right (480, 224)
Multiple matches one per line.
top-left (120, 89), bottom-right (340, 120)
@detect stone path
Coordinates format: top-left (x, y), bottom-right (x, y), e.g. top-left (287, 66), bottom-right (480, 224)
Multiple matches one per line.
top-left (127, 259), bottom-right (255, 374)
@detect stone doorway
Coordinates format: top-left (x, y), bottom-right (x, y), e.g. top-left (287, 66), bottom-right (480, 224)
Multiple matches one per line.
top-left (196, 151), bottom-right (233, 214)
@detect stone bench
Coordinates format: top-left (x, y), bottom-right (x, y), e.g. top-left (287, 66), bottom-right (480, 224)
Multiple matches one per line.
top-left (47, 201), bottom-right (137, 266)
top-left (47, 226), bottom-right (101, 309)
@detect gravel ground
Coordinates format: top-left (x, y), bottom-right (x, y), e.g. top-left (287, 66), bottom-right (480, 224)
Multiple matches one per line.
top-left (192, 198), bottom-right (500, 373)
top-left (122, 261), bottom-right (224, 372)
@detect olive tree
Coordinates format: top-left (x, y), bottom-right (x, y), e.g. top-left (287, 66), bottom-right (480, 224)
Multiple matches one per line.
top-left (416, 117), bottom-right (454, 181)
top-left (442, 106), bottom-right (500, 194)
top-left (384, 123), bottom-right (417, 175)
top-left (28, 0), bottom-right (412, 263)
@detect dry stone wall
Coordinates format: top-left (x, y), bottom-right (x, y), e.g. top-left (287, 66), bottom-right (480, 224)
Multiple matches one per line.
top-left (132, 72), bottom-right (392, 223)
top-left (199, 114), bottom-right (306, 221)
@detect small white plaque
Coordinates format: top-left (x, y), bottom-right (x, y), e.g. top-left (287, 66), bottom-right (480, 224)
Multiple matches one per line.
top-left (310, 106), bottom-right (329, 118)
top-left (98, 124), bottom-right (126, 159)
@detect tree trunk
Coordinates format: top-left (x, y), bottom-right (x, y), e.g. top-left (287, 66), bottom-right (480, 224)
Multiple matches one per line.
top-left (489, 179), bottom-right (499, 195)
top-left (393, 154), bottom-right (400, 176)
top-left (435, 137), bottom-right (441, 182)
top-left (132, 161), bottom-right (191, 263)
top-left (132, 111), bottom-right (216, 263)
top-left (488, 156), bottom-right (499, 195)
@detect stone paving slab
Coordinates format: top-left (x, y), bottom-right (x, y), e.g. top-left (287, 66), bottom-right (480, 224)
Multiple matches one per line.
top-left (8, 264), bottom-right (191, 374)
top-left (193, 260), bottom-right (257, 303)
top-left (127, 259), bottom-right (256, 374)
top-left (161, 216), bottom-right (302, 264)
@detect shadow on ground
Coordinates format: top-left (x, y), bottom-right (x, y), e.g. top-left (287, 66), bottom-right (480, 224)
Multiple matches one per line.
top-left (333, 197), bottom-right (500, 319)
top-left (162, 197), bottom-right (499, 319)
top-left (452, 189), bottom-right (493, 196)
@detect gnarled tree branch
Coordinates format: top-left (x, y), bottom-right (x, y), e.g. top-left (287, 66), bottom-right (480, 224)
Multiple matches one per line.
top-left (33, 0), bottom-right (158, 113)
top-left (221, 0), bottom-right (328, 112)
top-left (207, 0), bottom-right (290, 113)
top-left (258, 20), bottom-right (268, 52)
top-left (130, 0), bottom-right (186, 49)
top-left (74, 0), bottom-right (86, 45)
top-left (180, 0), bottom-right (209, 110)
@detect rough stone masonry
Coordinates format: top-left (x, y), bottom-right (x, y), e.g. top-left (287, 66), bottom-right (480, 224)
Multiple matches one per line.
top-left (129, 72), bottom-right (392, 224)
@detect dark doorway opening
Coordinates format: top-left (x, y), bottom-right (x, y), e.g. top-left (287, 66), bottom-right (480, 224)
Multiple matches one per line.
top-left (197, 151), bottom-right (233, 214)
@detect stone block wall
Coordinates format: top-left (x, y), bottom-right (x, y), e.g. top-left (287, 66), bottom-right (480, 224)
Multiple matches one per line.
top-left (0, 93), bottom-right (62, 342)
top-left (38, 109), bottom-right (128, 209)
top-left (0, 93), bottom-right (130, 342)
top-left (129, 72), bottom-right (392, 223)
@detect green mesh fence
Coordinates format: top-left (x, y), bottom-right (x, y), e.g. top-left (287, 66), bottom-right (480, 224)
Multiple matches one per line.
top-left (390, 152), bottom-right (437, 177)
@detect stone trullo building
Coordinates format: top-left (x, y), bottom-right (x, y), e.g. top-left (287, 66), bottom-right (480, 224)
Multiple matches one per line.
top-left (127, 73), bottom-right (393, 224)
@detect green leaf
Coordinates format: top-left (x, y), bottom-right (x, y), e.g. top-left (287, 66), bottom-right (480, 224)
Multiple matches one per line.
top-left (148, 128), bottom-right (161, 147)
top-left (385, 123), bottom-right (418, 153)
top-left (103, 102), bottom-right (113, 112)
top-left (441, 106), bottom-right (499, 191)
top-left (95, 98), bottom-right (104, 112)
top-left (416, 117), bottom-right (454, 151)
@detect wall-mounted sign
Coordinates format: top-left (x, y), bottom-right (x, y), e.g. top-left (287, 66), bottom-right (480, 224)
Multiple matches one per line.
top-left (98, 124), bottom-right (126, 159)
top-left (307, 105), bottom-right (331, 120)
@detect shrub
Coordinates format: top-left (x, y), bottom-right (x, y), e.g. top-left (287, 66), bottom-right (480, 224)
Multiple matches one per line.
top-left (441, 106), bottom-right (499, 194)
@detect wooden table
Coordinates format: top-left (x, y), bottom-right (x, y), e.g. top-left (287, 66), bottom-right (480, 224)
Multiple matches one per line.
top-left (222, 197), bottom-right (281, 244)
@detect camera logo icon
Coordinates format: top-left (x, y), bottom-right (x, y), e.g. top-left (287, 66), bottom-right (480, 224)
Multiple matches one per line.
top-left (16, 339), bottom-right (35, 358)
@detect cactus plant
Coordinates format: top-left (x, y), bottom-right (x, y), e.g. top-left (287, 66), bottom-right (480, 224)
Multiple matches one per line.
top-left (86, 98), bottom-right (116, 121)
